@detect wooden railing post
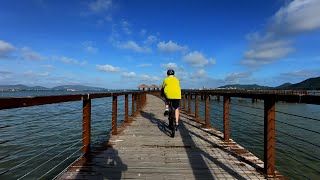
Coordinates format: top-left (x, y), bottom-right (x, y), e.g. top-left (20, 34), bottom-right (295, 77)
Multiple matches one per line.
top-left (264, 97), bottom-right (276, 176)
top-left (132, 94), bottom-right (135, 115)
top-left (195, 94), bottom-right (199, 122)
top-left (125, 94), bottom-right (128, 123)
top-left (112, 96), bottom-right (118, 135)
top-left (205, 94), bottom-right (211, 128)
top-left (137, 94), bottom-right (140, 111)
top-left (223, 96), bottom-right (230, 142)
top-left (183, 94), bottom-right (186, 109)
top-left (188, 93), bottom-right (191, 113)
top-left (82, 97), bottom-right (91, 159)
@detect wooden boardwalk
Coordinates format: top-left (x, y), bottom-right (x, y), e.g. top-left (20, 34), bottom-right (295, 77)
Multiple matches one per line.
top-left (58, 94), bottom-right (276, 180)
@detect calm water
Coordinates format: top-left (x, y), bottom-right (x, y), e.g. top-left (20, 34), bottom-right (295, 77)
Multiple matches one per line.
top-left (192, 97), bottom-right (320, 180)
top-left (0, 91), bottom-right (319, 179)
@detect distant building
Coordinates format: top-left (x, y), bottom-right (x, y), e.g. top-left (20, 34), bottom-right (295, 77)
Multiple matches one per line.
top-left (137, 84), bottom-right (149, 91)
top-left (149, 84), bottom-right (160, 91)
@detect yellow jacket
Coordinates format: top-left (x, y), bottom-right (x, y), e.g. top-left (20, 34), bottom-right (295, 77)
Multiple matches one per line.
top-left (162, 75), bottom-right (181, 99)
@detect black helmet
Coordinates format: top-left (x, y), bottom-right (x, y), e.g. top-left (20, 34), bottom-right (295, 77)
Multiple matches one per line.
top-left (167, 69), bottom-right (175, 76)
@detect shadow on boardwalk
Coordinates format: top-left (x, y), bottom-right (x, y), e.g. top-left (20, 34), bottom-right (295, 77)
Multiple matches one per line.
top-left (140, 110), bottom-right (249, 179)
top-left (72, 144), bottom-right (128, 179)
top-left (140, 110), bottom-right (172, 138)
top-left (178, 118), bottom-right (248, 180)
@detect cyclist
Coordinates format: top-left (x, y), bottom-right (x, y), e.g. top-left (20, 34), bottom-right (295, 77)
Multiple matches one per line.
top-left (162, 69), bottom-right (181, 130)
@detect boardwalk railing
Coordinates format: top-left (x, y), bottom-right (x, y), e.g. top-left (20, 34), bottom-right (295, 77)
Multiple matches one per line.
top-left (180, 89), bottom-right (320, 179)
top-left (0, 91), bottom-right (146, 179)
top-left (0, 89), bottom-right (319, 179)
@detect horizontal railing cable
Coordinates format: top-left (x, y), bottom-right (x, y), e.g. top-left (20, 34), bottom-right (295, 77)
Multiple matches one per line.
top-left (230, 102), bottom-right (264, 110)
top-left (275, 157), bottom-right (311, 180)
top-left (229, 116), bottom-right (264, 136)
top-left (228, 118), bottom-right (264, 143)
top-left (276, 139), bottom-right (320, 162)
top-left (276, 148), bottom-right (320, 175)
top-left (17, 137), bottom-right (84, 179)
top-left (276, 129), bottom-right (320, 148)
top-left (229, 107), bottom-right (264, 118)
top-left (0, 135), bottom-right (79, 176)
top-left (228, 112), bottom-right (264, 127)
top-left (275, 119), bottom-right (320, 135)
top-left (275, 110), bottom-right (320, 122)
top-left (3, 118), bottom-right (81, 146)
top-left (37, 145), bottom-right (83, 179)
top-left (2, 108), bottom-right (81, 129)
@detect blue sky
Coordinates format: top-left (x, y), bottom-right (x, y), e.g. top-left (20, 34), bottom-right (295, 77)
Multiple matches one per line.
top-left (0, 0), bottom-right (320, 89)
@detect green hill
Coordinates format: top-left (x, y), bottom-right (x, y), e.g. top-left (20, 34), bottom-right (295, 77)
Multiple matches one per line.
top-left (219, 76), bottom-right (320, 90)
top-left (284, 77), bottom-right (320, 90)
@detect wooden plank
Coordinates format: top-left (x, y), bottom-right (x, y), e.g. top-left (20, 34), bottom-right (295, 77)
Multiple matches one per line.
top-left (57, 94), bottom-right (282, 180)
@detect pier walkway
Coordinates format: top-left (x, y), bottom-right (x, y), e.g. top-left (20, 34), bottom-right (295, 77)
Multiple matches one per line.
top-left (58, 94), bottom-right (273, 179)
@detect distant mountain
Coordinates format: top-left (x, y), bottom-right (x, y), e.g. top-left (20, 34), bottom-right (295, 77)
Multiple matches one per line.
top-left (52, 85), bottom-right (106, 91)
top-left (218, 84), bottom-right (272, 90)
top-left (282, 77), bottom-right (320, 90)
top-left (0, 84), bottom-right (48, 90)
top-left (274, 83), bottom-right (292, 89)
top-left (0, 84), bottom-right (106, 91)
top-left (218, 76), bottom-right (320, 90)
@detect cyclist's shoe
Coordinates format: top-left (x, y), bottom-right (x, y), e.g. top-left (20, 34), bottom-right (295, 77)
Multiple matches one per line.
top-left (175, 123), bottom-right (179, 131)
top-left (164, 110), bottom-right (169, 116)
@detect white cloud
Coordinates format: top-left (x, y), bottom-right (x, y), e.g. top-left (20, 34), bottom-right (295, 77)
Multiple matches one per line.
top-left (140, 29), bottom-right (147, 36)
top-left (0, 70), bottom-right (12, 75)
top-left (60, 56), bottom-right (87, 65)
top-left (269, 0), bottom-right (320, 34)
top-left (242, 38), bottom-right (294, 66)
top-left (89, 0), bottom-right (112, 13)
top-left (122, 72), bottom-right (137, 78)
top-left (161, 63), bottom-right (178, 69)
top-left (242, 0), bottom-right (320, 67)
top-left (121, 71), bottom-right (160, 82)
top-left (121, 20), bottom-right (131, 35)
top-left (83, 41), bottom-right (98, 54)
top-left (97, 64), bottom-right (120, 72)
top-left (190, 69), bottom-right (207, 79)
top-left (280, 69), bottom-right (320, 77)
top-left (117, 40), bottom-right (151, 53)
top-left (183, 51), bottom-right (216, 67)
top-left (21, 47), bottom-right (47, 61)
top-left (0, 40), bottom-right (15, 58)
top-left (41, 64), bottom-right (55, 69)
top-left (139, 74), bottom-right (161, 82)
top-left (157, 40), bottom-right (188, 53)
top-left (137, 64), bottom-right (152, 68)
top-left (85, 46), bottom-right (98, 53)
top-left (144, 35), bottom-right (158, 45)
top-left (24, 71), bottom-right (50, 77)
top-left (224, 72), bottom-right (252, 83)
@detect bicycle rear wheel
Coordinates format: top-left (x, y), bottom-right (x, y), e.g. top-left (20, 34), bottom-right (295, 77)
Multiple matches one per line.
top-left (169, 106), bottom-right (175, 138)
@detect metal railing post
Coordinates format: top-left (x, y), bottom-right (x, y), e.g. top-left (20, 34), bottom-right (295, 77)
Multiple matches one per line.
top-left (223, 96), bottom-right (230, 142)
top-left (112, 96), bottom-right (118, 135)
top-left (82, 97), bottom-right (91, 159)
top-left (264, 97), bottom-right (276, 176)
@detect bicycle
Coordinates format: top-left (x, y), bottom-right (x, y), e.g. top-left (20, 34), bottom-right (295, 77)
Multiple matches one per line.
top-left (168, 101), bottom-right (177, 138)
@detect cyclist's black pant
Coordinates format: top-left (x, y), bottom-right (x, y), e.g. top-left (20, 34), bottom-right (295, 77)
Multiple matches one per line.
top-left (165, 98), bottom-right (180, 110)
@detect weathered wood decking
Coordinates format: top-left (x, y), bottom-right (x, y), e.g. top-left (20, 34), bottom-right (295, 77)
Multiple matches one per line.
top-left (58, 94), bottom-right (276, 180)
